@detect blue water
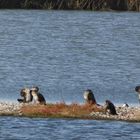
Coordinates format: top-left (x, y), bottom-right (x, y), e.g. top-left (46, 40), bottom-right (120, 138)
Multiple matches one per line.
top-left (0, 116), bottom-right (140, 140)
top-left (0, 10), bottom-right (140, 139)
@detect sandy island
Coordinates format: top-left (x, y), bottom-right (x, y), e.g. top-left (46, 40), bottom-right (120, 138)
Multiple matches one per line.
top-left (0, 102), bottom-right (140, 122)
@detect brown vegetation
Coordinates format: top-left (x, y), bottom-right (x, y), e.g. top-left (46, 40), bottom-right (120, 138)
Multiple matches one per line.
top-left (21, 103), bottom-right (103, 118)
top-left (1, 102), bottom-right (140, 122)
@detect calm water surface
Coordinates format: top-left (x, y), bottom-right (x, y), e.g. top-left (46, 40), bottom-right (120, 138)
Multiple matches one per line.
top-left (0, 116), bottom-right (140, 140)
top-left (0, 10), bottom-right (140, 104)
top-left (0, 10), bottom-right (140, 139)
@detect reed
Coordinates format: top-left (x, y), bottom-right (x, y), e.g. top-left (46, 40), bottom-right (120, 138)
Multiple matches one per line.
top-left (21, 103), bottom-right (103, 118)
top-left (0, 0), bottom-right (139, 11)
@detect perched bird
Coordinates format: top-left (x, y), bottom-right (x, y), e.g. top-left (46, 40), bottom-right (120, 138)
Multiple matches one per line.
top-left (104, 100), bottom-right (117, 115)
top-left (83, 89), bottom-right (97, 105)
top-left (135, 86), bottom-right (140, 103)
top-left (17, 88), bottom-right (33, 103)
top-left (122, 103), bottom-right (129, 107)
top-left (30, 86), bottom-right (46, 105)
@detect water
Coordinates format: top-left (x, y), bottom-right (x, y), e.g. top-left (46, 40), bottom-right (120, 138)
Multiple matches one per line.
top-left (0, 10), bottom-right (140, 139)
top-left (0, 10), bottom-right (140, 104)
top-left (0, 116), bottom-right (139, 140)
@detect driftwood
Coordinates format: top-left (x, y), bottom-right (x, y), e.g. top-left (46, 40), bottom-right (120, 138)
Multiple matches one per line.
top-left (0, 0), bottom-right (139, 11)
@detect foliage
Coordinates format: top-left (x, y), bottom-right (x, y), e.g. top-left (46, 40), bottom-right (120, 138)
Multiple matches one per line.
top-left (21, 102), bottom-right (103, 118)
top-left (0, 0), bottom-right (139, 11)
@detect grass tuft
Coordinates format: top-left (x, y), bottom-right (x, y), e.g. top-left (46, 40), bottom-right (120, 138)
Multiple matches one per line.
top-left (21, 103), bottom-right (103, 118)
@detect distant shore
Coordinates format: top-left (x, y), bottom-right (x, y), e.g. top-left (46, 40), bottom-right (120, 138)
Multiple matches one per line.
top-left (0, 102), bottom-right (140, 122)
top-left (0, 0), bottom-right (139, 11)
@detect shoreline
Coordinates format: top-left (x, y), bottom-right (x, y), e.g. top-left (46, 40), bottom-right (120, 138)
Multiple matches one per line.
top-left (0, 0), bottom-right (139, 11)
top-left (0, 102), bottom-right (140, 122)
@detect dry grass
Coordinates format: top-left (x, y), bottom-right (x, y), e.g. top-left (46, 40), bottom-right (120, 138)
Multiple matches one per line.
top-left (21, 103), bottom-right (103, 118)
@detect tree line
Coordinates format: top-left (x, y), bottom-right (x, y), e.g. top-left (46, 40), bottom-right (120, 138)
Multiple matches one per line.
top-left (0, 0), bottom-right (139, 11)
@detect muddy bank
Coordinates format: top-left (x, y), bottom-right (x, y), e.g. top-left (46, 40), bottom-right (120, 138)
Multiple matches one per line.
top-left (0, 102), bottom-right (140, 122)
top-left (0, 0), bottom-right (139, 11)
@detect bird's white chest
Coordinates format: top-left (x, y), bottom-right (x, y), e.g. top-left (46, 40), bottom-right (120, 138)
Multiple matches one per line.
top-left (32, 92), bottom-right (39, 103)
